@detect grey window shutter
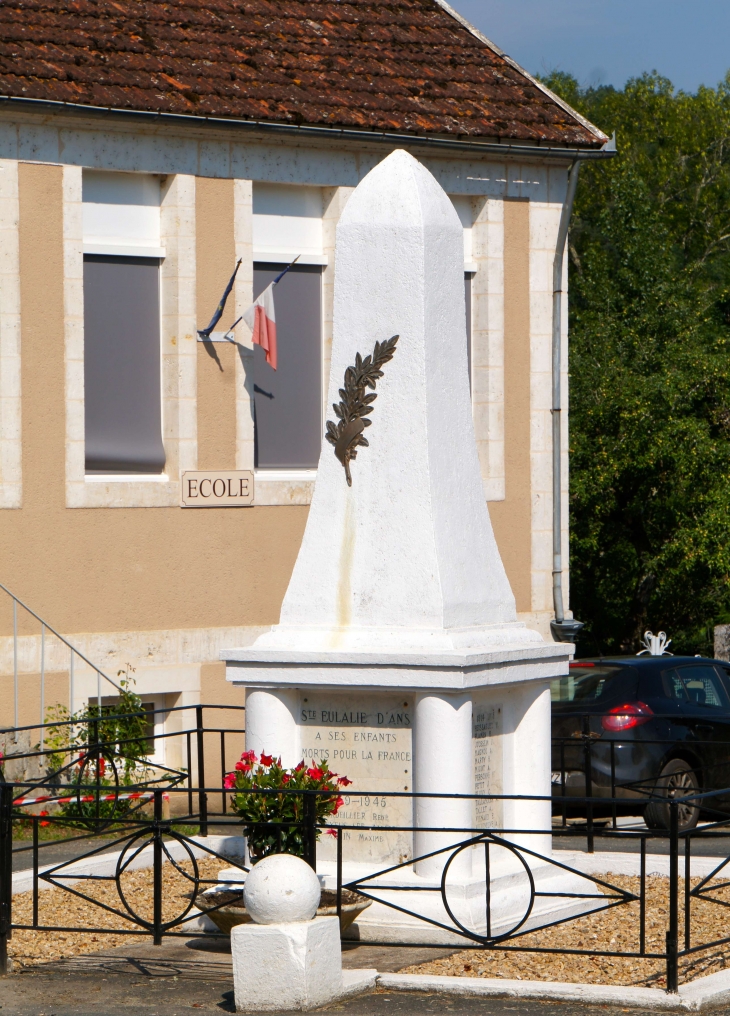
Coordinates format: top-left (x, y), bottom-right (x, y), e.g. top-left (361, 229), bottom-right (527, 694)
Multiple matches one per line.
top-left (83, 255), bottom-right (166, 473)
top-left (253, 263), bottom-right (322, 469)
top-left (465, 272), bottom-right (473, 390)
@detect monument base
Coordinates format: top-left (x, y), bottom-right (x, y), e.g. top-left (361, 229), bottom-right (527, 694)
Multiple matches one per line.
top-left (317, 858), bottom-right (602, 946)
top-left (231, 916), bottom-right (376, 1012)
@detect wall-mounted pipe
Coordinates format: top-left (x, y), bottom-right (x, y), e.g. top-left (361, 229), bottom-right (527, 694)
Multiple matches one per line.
top-left (550, 160), bottom-right (584, 644)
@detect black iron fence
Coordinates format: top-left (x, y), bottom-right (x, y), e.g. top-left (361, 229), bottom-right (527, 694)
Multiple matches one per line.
top-left (1, 707), bottom-right (730, 994)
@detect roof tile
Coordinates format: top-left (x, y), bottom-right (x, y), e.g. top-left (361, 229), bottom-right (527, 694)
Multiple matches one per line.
top-left (0, 0), bottom-right (605, 146)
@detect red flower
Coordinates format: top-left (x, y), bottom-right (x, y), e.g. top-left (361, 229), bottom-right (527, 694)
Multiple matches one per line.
top-left (98, 757), bottom-right (106, 777)
top-left (326, 828), bottom-right (339, 838)
top-left (281, 773), bottom-right (291, 784)
top-left (240, 750), bottom-right (258, 765)
top-left (337, 776), bottom-right (353, 787)
top-left (235, 761), bottom-right (252, 772)
top-left (223, 773), bottom-right (237, 790)
top-left (294, 761), bottom-right (306, 772)
top-left (260, 754), bottom-right (274, 767)
top-left (306, 767), bottom-right (324, 780)
top-left (39, 810), bottom-right (50, 827)
top-left (333, 796), bottom-right (344, 814)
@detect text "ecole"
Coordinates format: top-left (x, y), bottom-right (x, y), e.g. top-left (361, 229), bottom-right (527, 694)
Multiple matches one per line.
top-left (180, 470), bottom-right (255, 508)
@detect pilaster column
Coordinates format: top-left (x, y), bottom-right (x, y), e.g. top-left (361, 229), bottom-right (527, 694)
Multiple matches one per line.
top-left (413, 691), bottom-right (473, 877)
top-left (244, 687), bottom-right (302, 769)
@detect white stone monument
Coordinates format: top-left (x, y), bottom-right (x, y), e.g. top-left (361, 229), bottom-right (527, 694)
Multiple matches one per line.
top-left (225, 150), bottom-right (589, 943)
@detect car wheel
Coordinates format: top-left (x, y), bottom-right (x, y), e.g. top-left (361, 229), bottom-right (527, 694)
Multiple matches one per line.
top-left (644, 759), bottom-right (700, 832)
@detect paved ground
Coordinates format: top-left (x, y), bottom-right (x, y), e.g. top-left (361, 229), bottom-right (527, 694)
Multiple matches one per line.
top-left (12, 835), bottom-right (117, 872)
top-left (0, 938), bottom-right (657, 1016)
top-left (0, 972), bottom-right (653, 1016)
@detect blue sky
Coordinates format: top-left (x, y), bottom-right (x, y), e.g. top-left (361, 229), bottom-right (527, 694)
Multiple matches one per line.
top-left (450, 1), bottom-right (730, 94)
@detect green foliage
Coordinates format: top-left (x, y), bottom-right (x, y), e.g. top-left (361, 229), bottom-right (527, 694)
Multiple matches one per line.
top-left (540, 71), bottom-right (730, 655)
top-left (42, 669), bottom-right (157, 827)
top-left (227, 750), bottom-right (351, 861)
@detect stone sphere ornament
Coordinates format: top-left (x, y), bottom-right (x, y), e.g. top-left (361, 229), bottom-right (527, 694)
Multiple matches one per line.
top-left (243, 853), bottom-right (321, 924)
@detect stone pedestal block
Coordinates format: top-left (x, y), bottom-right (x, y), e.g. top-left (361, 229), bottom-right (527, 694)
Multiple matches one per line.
top-left (231, 916), bottom-right (343, 1013)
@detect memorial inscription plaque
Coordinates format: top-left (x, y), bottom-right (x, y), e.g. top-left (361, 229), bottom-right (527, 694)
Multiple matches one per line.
top-left (472, 697), bottom-right (503, 832)
top-left (298, 691), bottom-right (412, 863)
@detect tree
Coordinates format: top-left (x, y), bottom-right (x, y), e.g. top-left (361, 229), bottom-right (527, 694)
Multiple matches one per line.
top-left (542, 72), bottom-right (730, 655)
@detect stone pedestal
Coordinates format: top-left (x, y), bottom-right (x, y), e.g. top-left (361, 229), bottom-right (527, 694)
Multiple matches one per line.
top-left (231, 916), bottom-right (374, 1012)
top-left (225, 150), bottom-right (583, 938)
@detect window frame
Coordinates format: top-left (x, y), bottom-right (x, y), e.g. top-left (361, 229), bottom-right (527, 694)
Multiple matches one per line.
top-left (64, 167), bottom-right (197, 509)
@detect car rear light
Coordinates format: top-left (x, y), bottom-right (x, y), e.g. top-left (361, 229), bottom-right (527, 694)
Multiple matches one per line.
top-left (601, 701), bottom-right (653, 732)
top-left (570, 662), bottom-right (594, 667)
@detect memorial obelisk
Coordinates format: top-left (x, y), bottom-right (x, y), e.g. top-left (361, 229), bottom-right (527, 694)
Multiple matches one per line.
top-left (224, 150), bottom-right (581, 938)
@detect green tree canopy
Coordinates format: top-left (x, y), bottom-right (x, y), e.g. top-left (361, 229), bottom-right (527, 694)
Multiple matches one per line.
top-left (542, 71), bottom-right (730, 655)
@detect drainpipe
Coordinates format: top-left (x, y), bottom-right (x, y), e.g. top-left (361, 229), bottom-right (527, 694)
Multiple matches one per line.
top-left (549, 160), bottom-right (584, 644)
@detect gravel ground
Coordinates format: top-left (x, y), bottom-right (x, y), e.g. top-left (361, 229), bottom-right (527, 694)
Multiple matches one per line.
top-left (8, 855), bottom-right (226, 968)
top-left (10, 867), bottom-right (730, 989)
top-left (403, 874), bottom-right (730, 988)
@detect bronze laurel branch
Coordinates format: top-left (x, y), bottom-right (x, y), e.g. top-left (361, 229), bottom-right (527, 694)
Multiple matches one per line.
top-left (325, 334), bottom-right (399, 486)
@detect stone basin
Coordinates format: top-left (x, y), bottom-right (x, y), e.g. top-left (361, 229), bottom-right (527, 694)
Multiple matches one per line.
top-left (196, 887), bottom-right (371, 935)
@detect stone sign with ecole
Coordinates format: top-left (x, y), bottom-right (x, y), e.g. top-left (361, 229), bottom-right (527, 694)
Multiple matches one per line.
top-left (181, 470), bottom-right (254, 507)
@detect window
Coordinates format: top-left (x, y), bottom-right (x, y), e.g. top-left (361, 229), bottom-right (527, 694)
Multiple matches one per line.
top-left (465, 271), bottom-right (473, 388)
top-left (551, 665), bottom-right (623, 703)
top-left (253, 263), bottom-right (323, 469)
top-left (451, 197), bottom-right (475, 390)
top-left (667, 666), bottom-right (729, 709)
top-left (82, 172), bottom-right (165, 474)
top-left (84, 256), bottom-right (165, 473)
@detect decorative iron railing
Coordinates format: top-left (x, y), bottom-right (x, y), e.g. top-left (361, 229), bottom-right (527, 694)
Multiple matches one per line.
top-left (1, 708), bottom-right (730, 995)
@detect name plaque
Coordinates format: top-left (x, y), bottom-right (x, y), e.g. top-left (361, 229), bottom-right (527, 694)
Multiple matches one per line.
top-left (298, 692), bottom-right (413, 864)
top-left (181, 470), bottom-right (254, 507)
top-left (472, 696), bottom-right (503, 831)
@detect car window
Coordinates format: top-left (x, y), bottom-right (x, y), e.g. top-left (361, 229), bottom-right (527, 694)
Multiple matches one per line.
top-left (674, 665), bottom-right (729, 709)
top-left (551, 666), bottom-right (623, 703)
top-left (662, 669), bottom-right (689, 702)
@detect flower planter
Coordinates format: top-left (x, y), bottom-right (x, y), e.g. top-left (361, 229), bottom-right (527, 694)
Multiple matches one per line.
top-left (196, 888), bottom-right (371, 936)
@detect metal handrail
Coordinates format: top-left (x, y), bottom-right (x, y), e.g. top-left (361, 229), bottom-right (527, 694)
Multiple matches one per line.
top-left (0, 581), bottom-right (123, 742)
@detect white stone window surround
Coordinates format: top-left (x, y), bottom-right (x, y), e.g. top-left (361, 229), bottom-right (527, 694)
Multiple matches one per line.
top-left (0, 158), bottom-right (21, 509)
top-left (65, 167), bottom-right (197, 508)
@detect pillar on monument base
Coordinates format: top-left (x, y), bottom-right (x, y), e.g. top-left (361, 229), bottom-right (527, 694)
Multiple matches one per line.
top-left (413, 691), bottom-right (473, 878)
top-left (244, 687), bottom-right (302, 768)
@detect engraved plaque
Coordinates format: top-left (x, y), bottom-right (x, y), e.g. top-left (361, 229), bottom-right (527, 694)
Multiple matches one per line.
top-left (181, 470), bottom-right (253, 507)
top-left (298, 691), bottom-right (412, 864)
top-left (472, 699), bottom-right (503, 832)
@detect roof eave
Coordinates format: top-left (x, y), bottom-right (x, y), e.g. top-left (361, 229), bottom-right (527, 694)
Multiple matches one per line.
top-left (0, 94), bottom-right (616, 161)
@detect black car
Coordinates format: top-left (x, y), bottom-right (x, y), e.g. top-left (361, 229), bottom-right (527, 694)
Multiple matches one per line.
top-left (551, 655), bottom-right (730, 832)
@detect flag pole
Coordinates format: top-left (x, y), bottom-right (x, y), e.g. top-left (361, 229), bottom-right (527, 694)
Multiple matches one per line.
top-left (273, 254), bottom-right (300, 285)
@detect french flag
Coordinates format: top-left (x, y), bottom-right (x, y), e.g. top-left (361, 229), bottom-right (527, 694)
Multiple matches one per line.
top-left (243, 283), bottom-right (277, 370)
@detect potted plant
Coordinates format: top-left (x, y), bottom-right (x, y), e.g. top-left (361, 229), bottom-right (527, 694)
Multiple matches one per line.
top-left (223, 750), bottom-right (350, 862)
top-left (199, 751), bottom-right (370, 934)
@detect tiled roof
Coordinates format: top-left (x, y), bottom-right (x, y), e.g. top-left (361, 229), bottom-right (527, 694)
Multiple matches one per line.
top-left (0, 0), bottom-right (607, 147)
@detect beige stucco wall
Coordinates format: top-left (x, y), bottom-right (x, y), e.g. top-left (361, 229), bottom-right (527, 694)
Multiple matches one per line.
top-left (196, 176), bottom-right (238, 470)
top-left (488, 197), bottom-right (532, 613)
top-left (0, 162), bottom-right (307, 647)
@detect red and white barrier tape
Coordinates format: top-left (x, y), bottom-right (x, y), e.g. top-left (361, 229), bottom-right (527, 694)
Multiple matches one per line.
top-left (13, 791), bottom-right (170, 807)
